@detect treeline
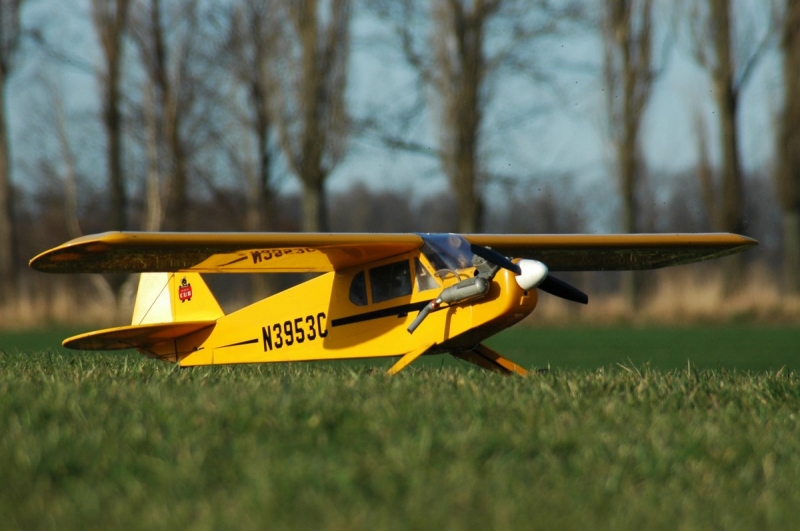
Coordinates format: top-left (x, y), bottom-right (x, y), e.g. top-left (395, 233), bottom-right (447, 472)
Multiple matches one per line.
top-left (0, 0), bottom-right (797, 314)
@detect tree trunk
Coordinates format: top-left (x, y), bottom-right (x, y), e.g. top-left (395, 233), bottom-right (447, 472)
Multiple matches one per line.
top-left (778, 0), bottom-right (800, 294)
top-left (246, 118), bottom-right (276, 299)
top-left (455, 184), bottom-right (482, 234)
top-left (273, 1), bottom-right (349, 235)
top-left (54, 87), bottom-right (83, 239)
top-left (131, 0), bottom-right (197, 232)
top-left (301, 178), bottom-right (328, 232)
top-left (620, 144), bottom-right (644, 309)
top-left (254, 111), bottom-right (273, 234)
top-left (784, 209), bottom-right (800, 293)
top-left (105, 60), bottom-right (129, 307)
top-left (619, 132), bottom-right (638, 234)
top-left (604, 0), bottom-right (654, 310)
top-left (0, 71), bottom-right (14, 302)
top-left (619, 119), bottom-right (642, 308)
top-left (435, 1), bottom-right (486, 234)
top-left (93, 0), bottom-right (132, 307)
top-left (143, 82), bottom-right (162, 231)
top-left (694, 111), bottom-right (719, 229)
top-left (106, 63), bottom-right (127, 233)
top-left (716, 87), bottom-right (744, 235)
top-left (165, 124), bottom-right (188, 231)
top-left (160, 69), bottom-right (187, 232)
top-left (452, 118), bottom-right (481, 233)
top-left (693, 0), bottom-right (746, 295)
top-left (714, 81), bottom-right (745, 294)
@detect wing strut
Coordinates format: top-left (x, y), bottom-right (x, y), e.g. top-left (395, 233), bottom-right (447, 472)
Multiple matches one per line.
top-left (452, 343), bottom-right (528, 376)
top-left (387, 343), bottom-right (435, 375)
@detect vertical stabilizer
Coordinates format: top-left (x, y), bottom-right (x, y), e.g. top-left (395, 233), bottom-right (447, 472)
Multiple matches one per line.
top-left (132, 272), bottom-right (224, 325)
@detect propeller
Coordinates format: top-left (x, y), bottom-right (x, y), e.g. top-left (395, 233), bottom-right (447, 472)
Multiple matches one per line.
top-left (538, 276), bottom-right (588, 305)
top-left (471, 244), bottom-right (588, 305)
top-left (470, 244), bottom-right (521, 275)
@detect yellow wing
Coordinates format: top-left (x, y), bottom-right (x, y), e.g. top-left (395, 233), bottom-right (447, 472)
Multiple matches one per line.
top-left (29, 232), bottom-right (423, 273)
top-left (29, 231), bottom-right (756, 274)
top-left (464, 233), bottom-right (757, 271)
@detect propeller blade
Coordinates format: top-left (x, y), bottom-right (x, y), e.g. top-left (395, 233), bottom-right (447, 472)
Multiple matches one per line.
top-left (470, 244), bottom-right (521, 275)
top-left (470, 244), bottom-right (587, 304)
top-left (538, 275), bottom-right (589, 305)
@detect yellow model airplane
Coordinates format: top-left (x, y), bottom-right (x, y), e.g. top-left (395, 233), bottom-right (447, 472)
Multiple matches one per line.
top-left (30, 232), bottom-right (756, 375)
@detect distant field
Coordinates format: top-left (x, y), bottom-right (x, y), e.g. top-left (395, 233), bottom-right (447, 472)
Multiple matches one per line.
top-left (1, 325), bottom-right (799, 530)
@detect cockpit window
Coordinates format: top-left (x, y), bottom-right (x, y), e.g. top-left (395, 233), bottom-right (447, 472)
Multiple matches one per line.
top-left (349, 271), bottom-right (368, 306)
top-left (419, 234), bottom-right (474, 272)
top-left (370, 260), bottom-right (412, 304)
top-left (414, 258), bottom-right (438, 292)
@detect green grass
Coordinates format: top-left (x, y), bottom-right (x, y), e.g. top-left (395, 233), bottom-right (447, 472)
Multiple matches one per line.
top-left (0, 328), bottom-right (84, 353)
top-left (485, 325), bottom-right (800, 371)
top-left (1, 326), bottom-right (800, 530)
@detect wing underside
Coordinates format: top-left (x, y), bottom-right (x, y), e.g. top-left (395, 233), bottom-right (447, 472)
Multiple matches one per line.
top-left (30, 232), bottom-right (424, 274)
top-left (29, 231), bottom-right (757, 274)
top-left (464, 233), bottom-right (757, 271)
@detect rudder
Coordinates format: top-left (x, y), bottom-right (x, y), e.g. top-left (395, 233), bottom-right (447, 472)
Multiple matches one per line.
top-left (131, 272), bottom-right (224, 325)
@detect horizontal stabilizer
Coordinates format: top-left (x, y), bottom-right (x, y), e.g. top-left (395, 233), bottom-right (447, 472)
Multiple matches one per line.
top-left (63, 321), bottom-right (216, 351)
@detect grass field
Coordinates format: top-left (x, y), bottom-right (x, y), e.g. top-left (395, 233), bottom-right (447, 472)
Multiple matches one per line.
top-left (1, 325), bottom-right (800, 530)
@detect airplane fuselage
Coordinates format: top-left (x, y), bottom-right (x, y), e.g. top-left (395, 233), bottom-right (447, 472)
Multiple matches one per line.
top-left (148, 250), bottom-right (538, 366)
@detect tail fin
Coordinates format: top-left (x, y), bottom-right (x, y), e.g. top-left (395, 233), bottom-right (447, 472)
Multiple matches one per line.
top-left (131, 272), bottom-right (224, 325)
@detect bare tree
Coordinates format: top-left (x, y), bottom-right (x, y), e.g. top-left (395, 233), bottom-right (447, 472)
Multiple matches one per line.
top-left (0, 0), bottom-right (26, 302)
top-left (217, 0), bottom-right (285, 298)
top-left (223, 0), bottom-right (281, 236)
top-left (601, 0), bottom-right (660, 307)
top-left (776, 0), bottom-right (800, 293)
top-left (692, 109), bottom-right (717, 229)
top-left (686, 0), bottom-right (771, 292)
top-left (373, 0), bottom-right (581, 233)
top-left (273, 0), bottom-right (351, 232)
top-left (37, 76), bottom-right (119, 309)
top-left (90, 0), bottom-right (131, 309)
top-left (130, 0), bottom-right (205, 231)
top-left (428, 0), bottom-right (499, 233)
top-left (91, 0), bottom-right (131, 234)
top-left (141, 80), bottom-right (162, 231)
top-left (47, 77), bottom-right (83, 240)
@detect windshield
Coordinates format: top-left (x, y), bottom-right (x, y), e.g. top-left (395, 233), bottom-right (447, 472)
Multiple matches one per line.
top-left (418, 234), bottom-right (475, 272)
